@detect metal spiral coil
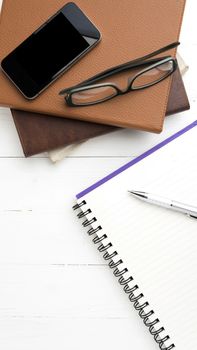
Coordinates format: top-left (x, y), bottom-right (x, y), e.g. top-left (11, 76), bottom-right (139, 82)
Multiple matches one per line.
top-left (73, 200), bottom-right (175, 350)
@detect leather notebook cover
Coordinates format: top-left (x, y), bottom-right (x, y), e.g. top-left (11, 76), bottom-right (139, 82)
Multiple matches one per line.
top-left (0, 0), bottom-right (186, 132)
top-left (11, 68), bottom-right (190, 156)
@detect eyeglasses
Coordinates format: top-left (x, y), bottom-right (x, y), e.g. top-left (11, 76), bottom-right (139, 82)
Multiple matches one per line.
top-left (59, 42), bottom-right (179, 107)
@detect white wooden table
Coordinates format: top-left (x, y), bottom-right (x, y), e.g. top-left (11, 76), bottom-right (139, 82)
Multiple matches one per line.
top-left (0, 1), bottom-right (196, 349)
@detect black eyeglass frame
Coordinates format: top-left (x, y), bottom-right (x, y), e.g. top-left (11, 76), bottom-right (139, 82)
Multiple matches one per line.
top-left (59, 42), bottom-right (179, 107)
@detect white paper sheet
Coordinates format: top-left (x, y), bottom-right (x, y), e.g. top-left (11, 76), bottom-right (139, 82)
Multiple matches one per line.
top-left (77, 124), bottom-right (197, 349)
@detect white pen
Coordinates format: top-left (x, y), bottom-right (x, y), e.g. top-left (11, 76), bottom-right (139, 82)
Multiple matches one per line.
top-left (128, 190), bottom-right (197, 219)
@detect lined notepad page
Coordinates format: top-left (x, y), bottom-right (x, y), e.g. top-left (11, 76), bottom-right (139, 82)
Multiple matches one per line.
top-left (79, 125), bottom-right (197, 350)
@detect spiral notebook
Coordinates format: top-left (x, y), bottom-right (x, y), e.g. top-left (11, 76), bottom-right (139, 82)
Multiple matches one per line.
top-left (73, 120), bottom-right (197, 350)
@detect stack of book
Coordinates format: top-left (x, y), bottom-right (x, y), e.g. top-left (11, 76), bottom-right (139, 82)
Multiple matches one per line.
top-left (0, 0), bottom-right (189, 159)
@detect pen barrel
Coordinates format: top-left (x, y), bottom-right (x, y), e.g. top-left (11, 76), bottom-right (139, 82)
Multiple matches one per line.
top-left (171, 200), bottom-right (197, 218)
top-left (147, 194), bottom-right (172, 208)
top-left (148, 195), bottom-right (197, 218)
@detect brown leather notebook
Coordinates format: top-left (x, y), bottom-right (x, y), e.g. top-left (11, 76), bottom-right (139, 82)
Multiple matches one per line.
top-left (0, 0), bottom-right (186, 132)
top-left (11, 68), bottom-right (190, 157)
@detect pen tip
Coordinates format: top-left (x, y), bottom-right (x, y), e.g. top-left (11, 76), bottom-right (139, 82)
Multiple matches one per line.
top-left (128, 190), bottom-right (147, 199)
top-left (128, 190), bottom-right (138, 195)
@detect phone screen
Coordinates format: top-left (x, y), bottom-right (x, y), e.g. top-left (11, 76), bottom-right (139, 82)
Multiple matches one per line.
top-left (1, 3), bottom-right (100, 99)
top-left (15, 13), bottom-right (89, 86)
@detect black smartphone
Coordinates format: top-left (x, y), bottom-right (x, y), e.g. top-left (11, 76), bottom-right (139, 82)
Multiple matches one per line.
top-left (1, 2), bottom-right (101, 99)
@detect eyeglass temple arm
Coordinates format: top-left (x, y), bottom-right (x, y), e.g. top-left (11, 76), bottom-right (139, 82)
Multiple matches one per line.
top-left (80, 56), bottom-right (174, 83)
top-left (59, 41), bottom-right (179, 95)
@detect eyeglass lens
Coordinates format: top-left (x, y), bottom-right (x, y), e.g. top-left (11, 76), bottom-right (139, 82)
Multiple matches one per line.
top-left (132, 60), bottom-right (174, 89)
top-left (71, 85), bottom-right (117, 105)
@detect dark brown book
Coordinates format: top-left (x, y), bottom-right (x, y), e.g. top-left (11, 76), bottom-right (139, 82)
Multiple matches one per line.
top-left (11, 68), bottom-right (190, 157)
